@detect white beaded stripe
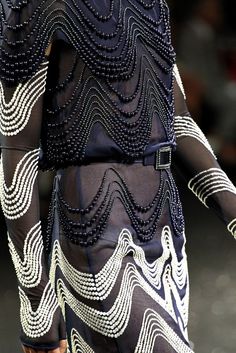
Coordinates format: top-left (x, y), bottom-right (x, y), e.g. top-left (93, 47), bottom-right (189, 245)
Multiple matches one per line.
top-left (188, 168), bottom-right (236, 207)
top-left (19, 281), bottom-right (59, 338)
top-left (227, 219), bottom-right (236, 238)
top-left (71, 328), bottom-right (94, 353)
top-left (50, 226), bottom-right (188, 301)
top-left (57, 247), bottom-right (188, 340)
top-left (69, 311), bottom-right (192, 353)
top-left (0, 61), bottom-right (49, 136)
top-left (134, 309), bottom-right (193, 353)
top-left (8, 222), bottom-right (43, 288)
top-left (0, 148), bottom-right (40, 219)
top-left (173, 64), bottom-right (186, 99)
top-left (50, 227), bottom-right (187, 306)
top-left (51, 227), bottom-right (189, 336)
top-left (174, 116), bottom-right (216, 158)
top-left (57, 267), bottom-right (162, 338)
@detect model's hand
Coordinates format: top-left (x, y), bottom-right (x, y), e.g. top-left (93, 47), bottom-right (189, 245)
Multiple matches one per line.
top-left (22, 340), bottom-right (67, 353)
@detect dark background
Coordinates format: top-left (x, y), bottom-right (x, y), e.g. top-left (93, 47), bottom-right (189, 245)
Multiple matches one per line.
top-left (0, 1), bottom-right (236, 352)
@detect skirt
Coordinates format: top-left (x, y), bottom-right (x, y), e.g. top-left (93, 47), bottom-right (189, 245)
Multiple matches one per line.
top-left (47, 162), bottom-right (194, 353)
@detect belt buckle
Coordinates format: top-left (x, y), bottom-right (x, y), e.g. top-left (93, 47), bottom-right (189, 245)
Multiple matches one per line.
top-left (155, 146), bottom-right (172, 170)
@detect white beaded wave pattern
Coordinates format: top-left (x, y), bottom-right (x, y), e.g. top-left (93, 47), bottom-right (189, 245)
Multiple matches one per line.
top-left (8, 221), bottom-right (43, 288)
top-left (0, 61), bottom-right (49, 136)
top-left (134, 308), bottom-right (193, 353)
top-left (19, 281), bottom-right (59, 338)
top-left (54, 227), bottom-right (189, 341)
top-left (227, 219), bottom-right (236, 238)
top-left (0, 148), bottom-right (40, 219)
top-left (174, 116), bottom-right (216, 158)
top-left (71, 328), bottom-right (94, 353)
top-left (188, 168), bottom-right (236, 206)
top-left (69, 319), bottom-right (193, 353)
top-left (50, 226), bottom-right (189, 335)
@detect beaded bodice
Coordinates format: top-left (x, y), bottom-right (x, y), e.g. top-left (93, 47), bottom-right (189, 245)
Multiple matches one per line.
top-left (0, 0), bottom-right (176, 169)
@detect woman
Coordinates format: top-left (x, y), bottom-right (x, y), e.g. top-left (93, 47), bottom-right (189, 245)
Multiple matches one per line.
top-left (0, 1), bottom-right (235, 353)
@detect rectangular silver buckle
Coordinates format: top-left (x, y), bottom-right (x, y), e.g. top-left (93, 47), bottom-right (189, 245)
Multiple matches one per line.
top-left (155, 146), bottom-right (172, 170)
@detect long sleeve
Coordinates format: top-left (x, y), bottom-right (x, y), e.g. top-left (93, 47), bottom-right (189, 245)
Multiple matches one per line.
top-left (172, 64), bottom-right (236, 238)
top-left (0, 56), bottom-right (66, 350)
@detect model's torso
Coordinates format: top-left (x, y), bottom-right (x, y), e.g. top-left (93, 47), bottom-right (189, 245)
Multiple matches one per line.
top-left (34, 0), bottom-right (176, 169)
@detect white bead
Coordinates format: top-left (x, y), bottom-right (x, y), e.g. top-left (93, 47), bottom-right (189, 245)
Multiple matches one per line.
top-left (70, 328), bottom-right (94, 353)
top-left (174, 116), bottom-right (216, 158)
top-left (188, 168), bottom-right (236, 206)
top-left (0, 148), bottom-right (40, 219)
top-left (134, 308), bottom-right (193, 353)
top-left (53, 227), bottom-right (189, 340)
top-left (173, 64), bottom-right (186, 99)
top-left (8, 222), bottom-right (43, 288)
top-left (0, 61), bottom-right (49, 136)
top-left (227, 219), bottom-right (236, 238)
top-left (19, 281), bottom-right (59, 338)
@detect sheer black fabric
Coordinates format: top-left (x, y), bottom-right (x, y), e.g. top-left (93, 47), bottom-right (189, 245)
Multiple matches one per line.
top-left (0, 1), bottom-right (236, 352)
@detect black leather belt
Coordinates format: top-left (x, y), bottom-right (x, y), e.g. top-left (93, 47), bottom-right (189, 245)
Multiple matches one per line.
top-left (71, 145), bottom-right (173, 170)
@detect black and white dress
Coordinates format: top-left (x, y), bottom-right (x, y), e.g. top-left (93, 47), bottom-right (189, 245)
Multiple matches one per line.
top-left (0, 1), bottom-right (236, 352)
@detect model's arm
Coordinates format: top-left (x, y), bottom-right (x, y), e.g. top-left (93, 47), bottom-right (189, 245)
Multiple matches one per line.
top-left (0, 45), bottom-right (67, 352)
top-left (173, 64), bottom-right (236, 237)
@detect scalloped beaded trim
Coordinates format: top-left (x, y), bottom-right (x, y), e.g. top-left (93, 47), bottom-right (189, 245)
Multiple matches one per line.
top-left (0, 148), bottom-right (40, 219)
top-left (0, 61), bottom-right (49, 136)
top-left (8, 222), bottom-right (43, 288)
top-left (134, 308), bottom-right (193, 353)
top-left (174, 116), bottom-right (216, 158)
top-left (19, 281), bottom-right (59, 338)
top-left (188, 168), bottom-right (236, 207)
top-left (227, 219), bottom-right (236, 238)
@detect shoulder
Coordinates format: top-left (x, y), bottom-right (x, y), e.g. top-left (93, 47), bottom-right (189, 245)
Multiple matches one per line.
top-left (0, 0), bottom-right (66, 85)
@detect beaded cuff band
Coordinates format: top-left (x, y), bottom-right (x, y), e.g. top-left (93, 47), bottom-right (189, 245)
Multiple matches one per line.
top-left (174, 116), bottom-right (216, 158)
top-left (188, 168), bottom-right (236, 207)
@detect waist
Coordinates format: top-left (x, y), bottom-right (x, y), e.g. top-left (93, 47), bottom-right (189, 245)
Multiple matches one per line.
top-left (71, 141), bottom-right (175, 170)
top-left (39, 140), bottom-right (176, 171)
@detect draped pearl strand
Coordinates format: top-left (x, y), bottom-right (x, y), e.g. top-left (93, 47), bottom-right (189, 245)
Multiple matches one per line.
top-left (134, 308), bottom-right (193, 353)
top-left (19, 281), bottom-right (59, 338)
top-left (0, 60), bottom-right (49, 136)
top-left (8, 222), bottom-right (44, 288)
top-left (188, 168), bottom-right (236, 207)
top-left (0, 148), bottom-right (40, 219)
top-left (174, 116), bottom-right (216, 158)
